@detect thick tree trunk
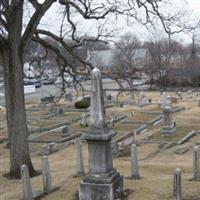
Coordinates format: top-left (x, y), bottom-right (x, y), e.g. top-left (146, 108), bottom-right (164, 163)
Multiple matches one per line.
top-left (3, 45), bottom-right (36, 178)
top-left (2, 2), bottom-right (36, 178)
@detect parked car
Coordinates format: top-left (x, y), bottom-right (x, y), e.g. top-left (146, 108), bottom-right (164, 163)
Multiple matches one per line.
top-left (34, 81), bottom-right (41, 88)
top-left (132, 79), bottom-right (145, 86)
top-left (24, 78), bottom-right (41, 87)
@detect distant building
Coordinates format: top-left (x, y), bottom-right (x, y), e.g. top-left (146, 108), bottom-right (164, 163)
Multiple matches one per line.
top-left (86, 48), bottom-right (150, 73)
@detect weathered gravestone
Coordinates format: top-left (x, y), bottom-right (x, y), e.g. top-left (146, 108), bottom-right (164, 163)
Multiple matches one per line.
top-left (173, 168), bottom-right (182, 200)
top-left (193, 145), bottom-right (200, 181)
top-left (41, 144), bottom-right (50, 156)
top-left (65, 93), bottom-right (73, 101)
top-left (79, 68), bottom-right (123, 200)
top-left (177, 91), bottom-right (182, 98)
top-left (131, 144), bottom-right (140, 179)
top-left (80, 113), bottom-right (88, 127)
top-left (57, 108), bottom-right (64, 115)
top-left (76, 141), bottom-right (85, 176)
top-left (61, 126), bottom-right (69, 137)
top-left (139, 97), bottom-right (150, 107)
top-left (187, 90), bottom-right (193, 98)
top-left (21, 164), bottom-right (34, 200)
top-left (161, 106), bottom-right (176, 136)
top-left (41, 143), bottom-right (57, 155)
top-left (42, 156), bottom-right (53, 193)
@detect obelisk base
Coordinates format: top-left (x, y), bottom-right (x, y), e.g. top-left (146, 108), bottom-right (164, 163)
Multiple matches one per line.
top-left (79, 172), bottom-right (123, 200)
top-left (79, 128), bottom-right (123, 200)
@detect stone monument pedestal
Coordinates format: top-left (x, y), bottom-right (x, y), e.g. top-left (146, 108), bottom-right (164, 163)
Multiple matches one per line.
top-left (161, 125), bottom-right (176, 136)
top-left (79, 171), bottom-right (123, 200)
top-left (79, 129), bottom-right (123, 200)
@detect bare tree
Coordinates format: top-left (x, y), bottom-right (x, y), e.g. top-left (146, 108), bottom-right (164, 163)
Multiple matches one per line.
top-left (0, 0), bottom-right (193, 178)
top-left (144, 39), bottom-right (184, 86)
top-left (0, 0), bottom-right (136, 178)
top-left (111, 33), bottom-right (143, 98)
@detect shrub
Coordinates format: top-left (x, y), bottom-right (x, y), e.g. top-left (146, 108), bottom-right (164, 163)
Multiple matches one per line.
top-left (74, 96), bottom-right (90, 109)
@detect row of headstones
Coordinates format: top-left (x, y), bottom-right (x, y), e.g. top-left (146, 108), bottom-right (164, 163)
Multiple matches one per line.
top-left (161, 91), bottom-right (197, 106)
top-left (131, 144), bottom-right (200, 200)
top-left (105, 92), bottom-right (151, 107)
top-left (76, 141), bottom-right (200, 181)
top-left (67, 90), bottom-right (199, 108)
top-left (21, 142), bottom-right (84, 200)
top-left (21, 156), bottom-right (53, 200)
top-left (21, 142), bottom-right (199, 199)
top-left (76, 142), bottom-right (200, 199)
top-left (108, 90), bottom-right (200, 107)
top-left (40, 93), bottom-right (74, 103)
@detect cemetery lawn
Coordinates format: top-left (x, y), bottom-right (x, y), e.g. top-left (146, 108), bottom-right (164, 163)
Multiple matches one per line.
top-left (0, 91), bottom-right (200, 200)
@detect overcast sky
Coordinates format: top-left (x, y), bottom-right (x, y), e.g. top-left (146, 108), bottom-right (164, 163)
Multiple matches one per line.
top-left (33, 0), bottom-right (200, 45)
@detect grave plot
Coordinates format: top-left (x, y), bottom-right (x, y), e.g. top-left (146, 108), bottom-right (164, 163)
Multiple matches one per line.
top-left (149, 125), bottom-right (199, 143)
top-left (29, 128), bottom-right (82, 143)
top-left (112, 123), bottom-right (141, 133)
top-left (26, 102), bottom-right (81, 132)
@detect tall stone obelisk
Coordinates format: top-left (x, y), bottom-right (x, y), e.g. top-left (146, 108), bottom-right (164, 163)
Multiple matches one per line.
top-left (79, 68), bottom-right (123, 200)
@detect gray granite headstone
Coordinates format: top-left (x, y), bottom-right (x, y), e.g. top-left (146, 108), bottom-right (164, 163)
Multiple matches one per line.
top-left (42, 156), bottom-right (53, 193)
top-left (173, 168), bottom-right (182, 200)
top-left (193, 145), bottom-right (200, 181)
top-left (65, 93), bottom-right (73, 101)
top-left (20, 164), bottom-right (34, 200)
top-left (57, 108), bottom-right (64, 115)
top-left (76, 142), bottom-right (85, 176)
top-left (131, 144), bottom-right (140, 179)
top-left (177, 91), bottom-right (182, 98)
top-left (139, 97), bottom-right (150, 107)
top-left (187, 90), bottom-right (193, 98)
top-left (62, 126), bottom-right (69, 137)
top-left (161, 106), bottom-right (176, 136)
top-left (80, 113), bottom-right (88, 127)
top-left (48, 142), bottom-right (57, 153)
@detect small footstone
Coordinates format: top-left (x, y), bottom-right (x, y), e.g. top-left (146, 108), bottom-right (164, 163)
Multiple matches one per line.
top-left (61, 126), bottom-right (69, 137)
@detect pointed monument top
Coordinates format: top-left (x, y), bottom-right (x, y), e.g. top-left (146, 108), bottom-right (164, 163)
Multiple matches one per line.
top-left (93, 67), bottom-right (100, 74)
top-left (90, 67), bottom-right (106, 130)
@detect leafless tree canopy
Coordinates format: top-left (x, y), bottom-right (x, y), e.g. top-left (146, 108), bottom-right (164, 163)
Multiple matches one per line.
top-left (0, 0), bottom-right (197, 178)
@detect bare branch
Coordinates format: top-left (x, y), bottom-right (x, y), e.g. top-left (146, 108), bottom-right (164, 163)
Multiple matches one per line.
top-left (21, 0), bottom-right (56, 50)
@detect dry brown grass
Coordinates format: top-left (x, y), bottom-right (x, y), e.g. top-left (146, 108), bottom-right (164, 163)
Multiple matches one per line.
top-left (0, 91), bottom-right (200, 200)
